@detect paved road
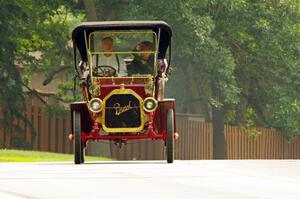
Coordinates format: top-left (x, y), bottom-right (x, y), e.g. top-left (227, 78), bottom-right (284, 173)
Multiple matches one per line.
top-left (0, 160), bottom-right (299, 199)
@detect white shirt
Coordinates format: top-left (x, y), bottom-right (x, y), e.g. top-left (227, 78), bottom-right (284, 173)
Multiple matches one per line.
top-left (93, 54), bottom-right (127, 77)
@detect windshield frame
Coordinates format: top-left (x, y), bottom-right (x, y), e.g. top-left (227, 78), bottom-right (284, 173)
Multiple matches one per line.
top-left (87, 30), bottom-right (158, 80)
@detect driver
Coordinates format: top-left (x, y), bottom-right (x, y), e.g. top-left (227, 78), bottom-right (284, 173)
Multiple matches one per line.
top-left (93, 37), bottom-right (127, 77)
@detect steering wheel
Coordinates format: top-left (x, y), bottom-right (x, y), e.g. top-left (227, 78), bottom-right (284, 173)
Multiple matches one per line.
top-left (93, 65), bottom-right (117, 77)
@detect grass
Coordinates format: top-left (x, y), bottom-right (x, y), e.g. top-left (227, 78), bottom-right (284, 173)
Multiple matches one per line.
top-left (0, 149), bottom-right (111, 162)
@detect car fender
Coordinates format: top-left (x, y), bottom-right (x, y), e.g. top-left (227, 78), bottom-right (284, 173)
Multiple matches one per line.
top-left (154, 99), bottom-right (176, 134)
top-left (70, 102), bottom-right (93, 134)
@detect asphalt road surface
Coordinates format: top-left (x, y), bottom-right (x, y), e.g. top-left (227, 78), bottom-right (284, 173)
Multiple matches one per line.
top-left (0, 160), bottom-right (299, 199)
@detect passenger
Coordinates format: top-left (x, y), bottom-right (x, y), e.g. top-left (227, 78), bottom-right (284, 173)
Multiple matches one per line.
top-left (127, 41), bottom-right (154, 76)
top-left (79, 60), bottom-right (89, 80)
top-left (93, 37), bottom-right (127, 77)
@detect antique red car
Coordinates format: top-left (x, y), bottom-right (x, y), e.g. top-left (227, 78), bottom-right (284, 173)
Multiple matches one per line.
top-left (70, 21), bottom-right (177, 164)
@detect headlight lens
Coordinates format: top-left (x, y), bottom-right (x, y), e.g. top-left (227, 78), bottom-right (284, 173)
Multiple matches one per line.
top-left (88, 98), bottom-right (102, 113)
top-left (91, 101), bottom-right (101, 110)
top-left (143, 97), bottom-right (158, 112)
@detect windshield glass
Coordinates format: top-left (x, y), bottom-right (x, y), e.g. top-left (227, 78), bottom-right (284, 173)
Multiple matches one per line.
top-left (88, 30), bottom-right (157, 77)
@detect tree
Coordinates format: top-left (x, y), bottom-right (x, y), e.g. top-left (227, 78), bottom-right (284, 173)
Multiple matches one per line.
top-left (0, 0), bottom-right (84, 147)
top-left (2, 0), bottom-right (299, 155)
top-left (0, 1), bottom-right (57, 146)
top-left (83, 0), bottom-right (97, 21)
top-left (122, 0), bottom-right (300, 157)
top-left (121, 0), bottom-right (240, 158)
top-left (208, 1), bottom-right (300, 140)
top-left (40, 0), bottom-right (300, 157)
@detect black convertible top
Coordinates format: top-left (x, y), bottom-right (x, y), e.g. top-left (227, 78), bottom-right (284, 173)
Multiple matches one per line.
top-left (72, 21), bottom-right (172, 61)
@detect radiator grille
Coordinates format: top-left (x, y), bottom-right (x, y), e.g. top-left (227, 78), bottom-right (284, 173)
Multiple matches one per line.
top-left (104, 94), bottom-right (141, 128)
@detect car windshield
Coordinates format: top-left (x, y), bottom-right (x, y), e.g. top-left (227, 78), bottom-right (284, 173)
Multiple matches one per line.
top-left (88, 30), bottom-right (158, 77)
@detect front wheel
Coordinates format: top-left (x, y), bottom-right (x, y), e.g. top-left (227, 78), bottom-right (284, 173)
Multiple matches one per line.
top-left (166, 109), bottom-right (174, 163)
top-left (73, 110), bottom-right (85, 164)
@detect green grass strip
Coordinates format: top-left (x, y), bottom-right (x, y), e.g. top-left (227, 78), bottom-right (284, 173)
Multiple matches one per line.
top-left (0, 149), bottom-right (111, 162)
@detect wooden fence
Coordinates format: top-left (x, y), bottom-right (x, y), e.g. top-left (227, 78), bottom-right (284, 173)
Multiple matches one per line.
top-left (0, 96), bottom-right (73, 154)
top-left (111, 118), bottom-right (300, 160)
top-left (1, 95), bottom-right (300, 160)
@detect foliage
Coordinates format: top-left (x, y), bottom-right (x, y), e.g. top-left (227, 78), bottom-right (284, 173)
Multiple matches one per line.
top-left (123, 0), bottom-right (240, 113)
top-left (213, 1), bottom-right (300, 138)
top-left (1, 0), bottom-right (300, 151)
top-left (0, 0), bottom-right (84, 147)
top-left (122, 0), bottom-right (300, 139)
top-left (33, 6), bottom-right (84, 116)
top-left (0, 1), bottom-right (55, 138)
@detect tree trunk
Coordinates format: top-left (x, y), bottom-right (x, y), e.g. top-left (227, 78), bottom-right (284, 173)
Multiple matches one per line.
top-left (83, 0), bottom-right (97, 21)
top-left (98, 1), bottom-right (124, 21)
top-left (212, 106), bottom-right (227, 159)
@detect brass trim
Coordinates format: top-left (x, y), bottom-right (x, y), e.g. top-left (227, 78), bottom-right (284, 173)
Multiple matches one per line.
top-left (88, 98), bottom-right (103, 113)
top-left (120, 83), bottom-right (125, 89)
top-left (88, 31), bottom-right (158, 53)
top-left (143, 97), bottom-right (158, 112)
top-left (144, 77), bottom-right (154, 96)
top-left (91, 75), bottom-right (153, 87)
top-left (175, 132), bottom-right (179, 140)
top-left (89, 81), bottom-right (101, 97)
top-left (92, 51), bottom-right (157, 55)
top-left (102, 88), bottom-right (146, 133)
top-left (87, 31), bottom-right (159, 81)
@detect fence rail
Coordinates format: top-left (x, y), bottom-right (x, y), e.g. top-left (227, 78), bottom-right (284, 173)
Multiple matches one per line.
top-left (1, 96), bottom-right (300, 160)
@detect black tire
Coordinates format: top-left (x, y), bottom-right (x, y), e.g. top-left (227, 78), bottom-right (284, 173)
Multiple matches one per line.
top-left (81, 144), bottom-right (85, 163)
top-left (166, 109), bottom-right (174, 163)
top-left (73, 110), bottom-right (84, 164)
